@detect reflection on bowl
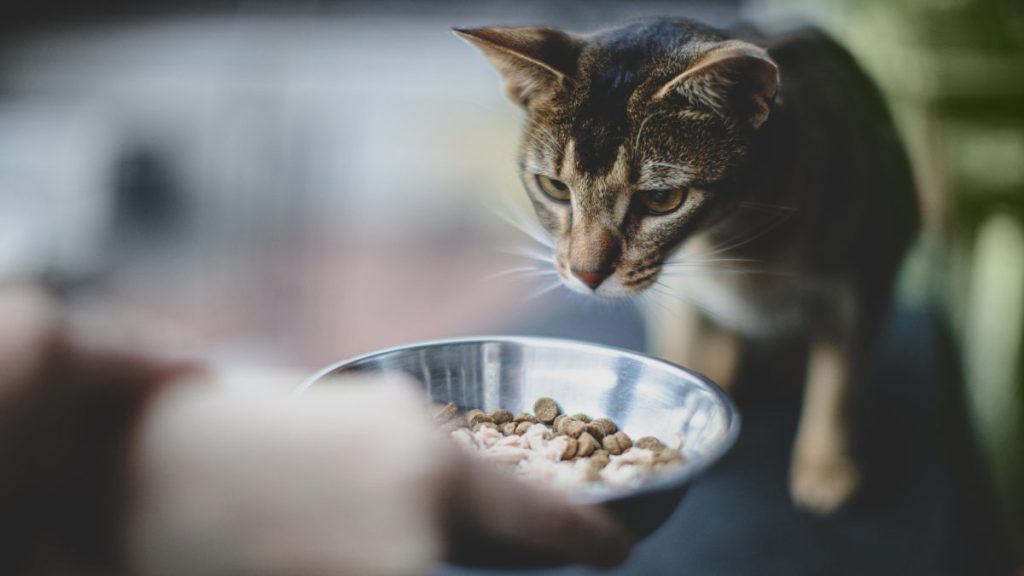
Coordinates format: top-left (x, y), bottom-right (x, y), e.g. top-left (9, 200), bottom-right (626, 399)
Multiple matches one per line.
top-left (300, 336), bottom-right (740, 542)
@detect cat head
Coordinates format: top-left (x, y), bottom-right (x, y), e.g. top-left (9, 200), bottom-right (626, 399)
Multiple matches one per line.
top-left (457, 19), bottom-right (779, 296)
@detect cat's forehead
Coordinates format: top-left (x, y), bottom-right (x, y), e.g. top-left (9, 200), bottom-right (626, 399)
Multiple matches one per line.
top-left (545, 21), bottom-right (727, 178)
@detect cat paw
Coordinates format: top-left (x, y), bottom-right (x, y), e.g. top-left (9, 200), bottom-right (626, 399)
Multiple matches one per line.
top-left (789, 452), bottom-right (860, 514)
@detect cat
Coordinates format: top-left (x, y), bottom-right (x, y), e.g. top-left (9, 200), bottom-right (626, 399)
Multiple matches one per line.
top-left (457, 18), bottom-right (919, 513)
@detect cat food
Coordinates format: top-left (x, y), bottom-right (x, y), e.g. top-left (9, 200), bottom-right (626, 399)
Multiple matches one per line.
top-left (586, 418), bottom-right (617, 440)
top-left (601, 431), bottom-right (634, 455)
top-left (437, 396), bottom-right (684, 491)
top-left (533, 397), bottom-right (560, 423)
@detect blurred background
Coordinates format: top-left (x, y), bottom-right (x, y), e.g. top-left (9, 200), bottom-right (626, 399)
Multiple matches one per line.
top-left (2, 0), bottom-right (1022, 571)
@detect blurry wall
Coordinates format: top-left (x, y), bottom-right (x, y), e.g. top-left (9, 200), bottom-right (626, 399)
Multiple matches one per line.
top-left (0, 1), bottom-right (735, 366)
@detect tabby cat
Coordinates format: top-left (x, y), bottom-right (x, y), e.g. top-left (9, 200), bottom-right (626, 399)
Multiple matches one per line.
top-left (457, 19), bottom-right (918, 513)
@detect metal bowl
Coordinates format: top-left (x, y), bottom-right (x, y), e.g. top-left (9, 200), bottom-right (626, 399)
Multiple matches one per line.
top-left (299, 336), bottom-right (739, 542)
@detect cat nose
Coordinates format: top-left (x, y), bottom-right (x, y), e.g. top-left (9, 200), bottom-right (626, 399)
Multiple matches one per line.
top-left (572, 268), bottom-right (611, 290)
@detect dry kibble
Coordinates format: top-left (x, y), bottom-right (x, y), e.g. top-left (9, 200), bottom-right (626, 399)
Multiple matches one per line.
top-left (533, 397), bottom-right (561, 424)
top-left (556, 418), bottom-right (587, 439)
top-left (473, 421), bottom-right (499, 433)
top-left (601, 434), bottom-right (622, 455)
top-left (586, 418), bottom-right (617, 441)
top-left (584, 423), bottom-right (605, 440)
top-left (577, 432), bottom-right (600, 457)
top-left (656, 450), bottom-right (685, 465)
top-left (447, 396), bottom-right (677, 489)
top-left (466, 409), bottom-right (492, 427)
top-left (490, 409), bottom-right (514, 425)
top-left (615, 431), bottom-right (633, 450)
top-left (589, 451), bottom-right (611, 470)
top-left (433, 402), bottom-right (459, 423)
top-left (653, 450), bottom-right (685, 471)
top-left (635, 436), bottom-right (667, 453)
top-left (561, 437), bottom-right (579, 460)
top-left (602, 431), bottom-right (633, 455)
top-left (591, 418), bottom-right (617, 437)
top-left (551, 416), bottom-right (569, 432)
top-left (513, 412), bottom-right (536, 423)
top-left (564, 420), bottom-right (587, 438)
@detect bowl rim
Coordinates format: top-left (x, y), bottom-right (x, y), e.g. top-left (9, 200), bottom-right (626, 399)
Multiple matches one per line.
top-left (296, 335), bottom-right (741, 505)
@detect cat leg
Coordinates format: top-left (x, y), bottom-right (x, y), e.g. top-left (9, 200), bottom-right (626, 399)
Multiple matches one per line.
top-left (789, 336), bottom-right (859, 513)
top-left (644, 297), bottom-right (741, 393)
top-left (694, 321), bottom-right (741, 393)
top-left (643, 290), bottom-right (700, 369)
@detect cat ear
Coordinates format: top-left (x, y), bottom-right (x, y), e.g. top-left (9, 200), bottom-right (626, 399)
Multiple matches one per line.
top-left (454, 26), bottom-right (580, 107)
top-left (655, 40), bottom-right (779, 129)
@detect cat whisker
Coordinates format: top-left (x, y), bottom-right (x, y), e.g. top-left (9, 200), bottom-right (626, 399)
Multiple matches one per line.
top-left (649, 283), bottom-right (702, 316)
top-left (490, 207), bottom-right (554, 249)
top-left (662, 257), bottom-right (761, 267)
top-left (481, 266), bottom-right (555, 282)
top-left (498, 245), bottom-right (555, 264)
top-left (737, 201), bottom-right (798, 213)
top-left (659, 267), bottom-right (790, 278)
top-left (636, 289), bottom-right (676, 318)
top-left (647, 162), bottom-right (693, 176)
top-left (684, 209), bottom-right (795, 261)
top-left (527, 279), bottom-right (564, 300)
top-left (650, 280), bottom-right (721, 321)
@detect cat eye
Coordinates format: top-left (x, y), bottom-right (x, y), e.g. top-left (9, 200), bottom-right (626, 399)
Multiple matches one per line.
top-left (638, 188), bottom-right (687, 215)
top-left (535, 175), bottom-right (571, 202)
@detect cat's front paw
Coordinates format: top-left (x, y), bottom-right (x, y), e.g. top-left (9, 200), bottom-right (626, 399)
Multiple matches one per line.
top-left (789, 451), bottom-right (859, 514)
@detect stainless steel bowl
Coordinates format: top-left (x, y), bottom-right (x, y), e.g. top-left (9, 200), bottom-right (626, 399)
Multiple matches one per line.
top-left (299, 336), bottom-right (740, 541)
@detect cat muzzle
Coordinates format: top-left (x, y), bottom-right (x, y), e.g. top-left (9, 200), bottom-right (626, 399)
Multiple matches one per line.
top-left (571, 268), bottom-right (613, 290)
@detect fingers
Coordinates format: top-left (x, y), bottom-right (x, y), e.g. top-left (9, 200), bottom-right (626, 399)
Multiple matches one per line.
top-left (442, 451), bottom-right (630, 569)
top-left (64, 342), bottom-right (206, 390)
top-left (130, 379), bottom-right (447, 576)
top-left (0, 283), bottom-right (204, 395)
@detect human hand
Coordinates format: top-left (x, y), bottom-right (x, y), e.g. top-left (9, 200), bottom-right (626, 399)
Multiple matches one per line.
top-left (0, 285), bottom-right (629, 574)
top-left (128, 376), bottom-right (630, 576)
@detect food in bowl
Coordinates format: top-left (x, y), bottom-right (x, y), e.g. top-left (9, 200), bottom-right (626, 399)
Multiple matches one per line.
top-left (436, 396), bottom-right (684, 492)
